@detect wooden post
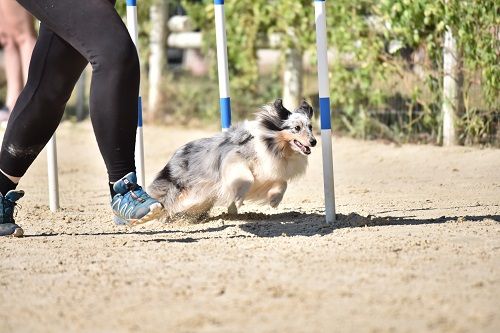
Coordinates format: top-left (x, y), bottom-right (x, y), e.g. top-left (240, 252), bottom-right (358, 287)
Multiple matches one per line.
top-left (282, 48), bottom-right (303, 110)
top-left (148, 0), bottom-right (169, 120)
top-left (442, 15), bottom-right (463, 146)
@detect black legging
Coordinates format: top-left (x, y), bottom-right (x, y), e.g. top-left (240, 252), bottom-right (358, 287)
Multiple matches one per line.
top-left (0, 0), bottom-right (138, 182)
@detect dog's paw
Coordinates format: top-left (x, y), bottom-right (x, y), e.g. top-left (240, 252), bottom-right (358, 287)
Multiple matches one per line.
top-left (232, 179), bottom-right (252, 205)
top-left (227, 202), bottom-right (238, 215)
top-left (267, 182), bottom-right (287, 208)
top-left (269, 193), bottom-right (284, 208)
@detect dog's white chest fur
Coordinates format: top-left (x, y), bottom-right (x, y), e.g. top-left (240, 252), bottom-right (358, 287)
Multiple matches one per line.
top-left (245, 121), bottom-right (308, 182)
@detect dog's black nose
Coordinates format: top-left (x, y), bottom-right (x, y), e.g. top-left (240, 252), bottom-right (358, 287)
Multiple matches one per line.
top-left (310, 138), bottom-right (317, 147)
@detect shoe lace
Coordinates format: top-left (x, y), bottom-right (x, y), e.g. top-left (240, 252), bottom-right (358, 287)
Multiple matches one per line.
top-left (124, 186), bottom-right (149, 205)
top-left (14, 203), bottom-right (21, 217)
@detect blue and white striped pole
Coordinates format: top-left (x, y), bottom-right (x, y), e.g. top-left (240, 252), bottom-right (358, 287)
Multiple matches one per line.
top-left (126, 0), bottom-right (145, 186)
top-left (314, 0), bottom-right (336, 223)
top-left (213, 0), bottom-right (231, 131)
top-left (214, 0), bottom-right (237, 214)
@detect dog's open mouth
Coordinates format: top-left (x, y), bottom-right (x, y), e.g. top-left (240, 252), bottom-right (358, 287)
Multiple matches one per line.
top-left (293, 140), bottom-right (311, 155)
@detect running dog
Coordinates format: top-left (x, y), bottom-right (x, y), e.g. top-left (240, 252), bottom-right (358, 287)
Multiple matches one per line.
top-left (148, 99), bottom-right (317, 219)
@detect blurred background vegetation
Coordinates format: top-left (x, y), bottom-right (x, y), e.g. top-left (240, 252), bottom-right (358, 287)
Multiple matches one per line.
top-left (1, 0), bottom-right (498, 146)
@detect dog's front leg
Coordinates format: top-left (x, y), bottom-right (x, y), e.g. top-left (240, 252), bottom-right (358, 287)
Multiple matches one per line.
top-left (267, 181), bottom-right (287, 208)
top-left (222, 155), bottom-right (254, 208)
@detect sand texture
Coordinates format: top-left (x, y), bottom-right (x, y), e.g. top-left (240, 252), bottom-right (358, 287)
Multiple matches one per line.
top-left (1, 122), bottom-right (499, 333)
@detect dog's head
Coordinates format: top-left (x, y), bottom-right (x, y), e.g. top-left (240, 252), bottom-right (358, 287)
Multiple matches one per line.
top-left (257, 99), bottom-right (317, 156)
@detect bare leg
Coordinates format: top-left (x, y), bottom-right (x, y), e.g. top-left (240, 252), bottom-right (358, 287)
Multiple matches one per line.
top-left (0, 37), bottom-right (23, 111)
top-left (0, 0), bottom-right (36, 109)
top-left (10, 10), bottom-right (36, 82)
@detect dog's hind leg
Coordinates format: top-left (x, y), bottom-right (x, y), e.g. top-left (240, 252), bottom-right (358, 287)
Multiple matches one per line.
top-left (172, 190), bottom-right (216, 220)
top-left (221, 154), bottom-right (254, 208)
top-left (267, 181), bottom-right (287, 208)
top-left (148, 178), bottom-right (181, 217)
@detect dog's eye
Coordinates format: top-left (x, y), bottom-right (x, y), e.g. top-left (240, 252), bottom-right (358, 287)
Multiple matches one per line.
top-left (294, 126), bottom-right (301, 131)
top-left (308, 125), bottom-right (312, 131)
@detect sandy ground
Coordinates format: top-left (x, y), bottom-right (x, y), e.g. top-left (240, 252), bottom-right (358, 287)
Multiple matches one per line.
top-left (0, 121), bottom-right (499, 333)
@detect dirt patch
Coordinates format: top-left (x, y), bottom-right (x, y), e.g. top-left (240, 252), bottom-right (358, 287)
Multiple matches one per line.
top-left (1, 122), bottom-right (499, 333)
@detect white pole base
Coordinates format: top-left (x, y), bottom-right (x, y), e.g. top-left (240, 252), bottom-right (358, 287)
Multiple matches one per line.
top-left (47, 134), bottom-right (59, 212)
top-left (135, 126), bottom-right (145, 186)
top-left (321, 129), bottom-right (336, 223)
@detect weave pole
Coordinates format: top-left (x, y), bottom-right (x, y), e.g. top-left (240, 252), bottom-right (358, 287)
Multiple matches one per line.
top-left (126, 0), bottom-right (146, 186)
top-left (214, 0), bottom-right (237, 214)
top-left (47, 135), bottom-right (59, 212)
top-left (314, 0), bottom-right (336, 223)
top-left (213, 0), bottom-right (231, 131)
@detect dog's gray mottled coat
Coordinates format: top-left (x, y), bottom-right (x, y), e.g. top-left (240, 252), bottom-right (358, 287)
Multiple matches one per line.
top-left (148, 99), bottom-right (316, 219)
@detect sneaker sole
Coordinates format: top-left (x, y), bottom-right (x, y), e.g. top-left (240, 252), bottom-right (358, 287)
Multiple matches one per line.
top-left (12, 227), bottom-right (23, 237)
top-left (0, 225), bottom-right (24, 237)
top-left (114, 202), bottom-right (164, 226)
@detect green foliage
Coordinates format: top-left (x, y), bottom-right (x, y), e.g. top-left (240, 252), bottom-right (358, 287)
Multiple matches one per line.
top-left (374, 0), bottom-right (499, 96)
top-left (152, 71), bottom-right (284, 126)
top-left (381, 0), bottom-right (499, 144)
top-left (183, 0), bottom-right (323, 93)
top-left (112, 0), bottom-right (498, 145)
top-left (183, 1), bottom-right (266, 92)
top-left (182, 0), bottom-right (498, 144)
top-left (325, 1), bottom-right (388, 139)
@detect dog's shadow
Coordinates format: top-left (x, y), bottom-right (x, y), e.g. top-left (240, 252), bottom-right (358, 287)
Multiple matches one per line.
top-left (224, 211), bottom-right (500, 238)
top-left (24, 211), bottom-right (499, 240)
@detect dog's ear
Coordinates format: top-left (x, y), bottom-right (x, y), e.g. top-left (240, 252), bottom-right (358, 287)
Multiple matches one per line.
top-left (295, 99), bottom-right (314, 119)
top-left (274, 98), bottom-right (291, 120)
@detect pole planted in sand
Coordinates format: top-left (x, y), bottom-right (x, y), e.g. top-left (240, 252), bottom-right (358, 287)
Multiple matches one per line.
top-left (126, 0), bottom-right (146, 186)
top-left (47, 135), bottom-right (59, 212)
top-left (214, 0), bottom-right (232, 132)
top-left (314, 0), bottom-right (336, 223)
top-left (214, 0), bottom-right (237, 214)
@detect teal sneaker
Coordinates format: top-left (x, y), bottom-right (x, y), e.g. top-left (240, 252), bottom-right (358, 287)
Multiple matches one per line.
top-left (111, 172), bottom-right (164, 226)
top-left (0, 190), bottom-right (24, 237)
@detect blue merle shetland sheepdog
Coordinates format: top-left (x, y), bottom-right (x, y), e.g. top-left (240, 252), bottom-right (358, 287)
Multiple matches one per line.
top-left (148, 99), bottom-right (317, 219)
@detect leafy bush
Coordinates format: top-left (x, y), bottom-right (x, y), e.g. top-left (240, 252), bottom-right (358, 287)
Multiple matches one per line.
top-left (181, 0), bottom-right (498, 145)
top-left (110, 0), bottom-right (498, 145)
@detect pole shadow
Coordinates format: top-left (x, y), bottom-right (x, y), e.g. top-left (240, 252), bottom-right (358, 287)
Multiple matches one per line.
top-left (235, 211), bottom-right (500, 238)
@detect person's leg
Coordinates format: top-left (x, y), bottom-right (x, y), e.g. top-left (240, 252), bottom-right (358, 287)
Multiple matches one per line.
top-left (1, 0), bottom-right (137, 182)
top-left (0, 24), bottom-right (87, 236)
top-left (13, 0), bottom-right (139, 182)
top-left (0, 24), bottom-right (87, 179)
top-left (0, 0), bottom-right (162, 233)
